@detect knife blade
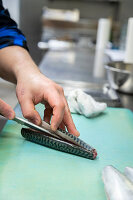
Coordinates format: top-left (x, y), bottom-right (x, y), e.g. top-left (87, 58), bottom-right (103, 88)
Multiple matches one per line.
top-left (0, 113), bottom-right (97, 157)
top-left (0, 113), bottom-right (60, 139)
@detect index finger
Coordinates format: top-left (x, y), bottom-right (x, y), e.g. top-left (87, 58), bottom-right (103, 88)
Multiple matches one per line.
top-left (45, 92), bottom-right (65, 131)
top-left (63, 100), bottom-right (80, 137)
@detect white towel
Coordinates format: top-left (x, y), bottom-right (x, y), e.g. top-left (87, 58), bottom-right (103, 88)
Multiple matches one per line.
top-left (65, 89), bottom-right (107, 117)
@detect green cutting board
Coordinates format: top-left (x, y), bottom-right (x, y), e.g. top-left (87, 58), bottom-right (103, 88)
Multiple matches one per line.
top-left (0, 104), bottom-right (133, 200)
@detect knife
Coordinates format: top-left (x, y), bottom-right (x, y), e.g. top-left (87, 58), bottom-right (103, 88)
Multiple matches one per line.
top-left (0, 113), bottom-right (97, 157)
top-left (0, 113), bottom-right (60, 139)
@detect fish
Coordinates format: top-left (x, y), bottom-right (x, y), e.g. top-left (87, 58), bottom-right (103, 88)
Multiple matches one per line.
top-left (21, 128), bottom-right (96, 160)
top-left (41, 121), bottom-right (97, 157)
top-left (125, 167), bottom-right (133, 184)
top-left (102, 165), bottom-right (133, 200)
top-left (0, 113), bottom-right (97, 159)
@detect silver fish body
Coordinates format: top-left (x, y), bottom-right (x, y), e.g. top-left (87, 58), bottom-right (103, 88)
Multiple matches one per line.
top-left (125, 167), bottom-right (133, 184)
top-left (102, 165), bottom-right (133, 200)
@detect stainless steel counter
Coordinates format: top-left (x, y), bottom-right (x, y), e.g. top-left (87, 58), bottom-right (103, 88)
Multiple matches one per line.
top-left (39, 48), bottom-right (106, 83)
top-left (39, 48), bottom-right (133, 110)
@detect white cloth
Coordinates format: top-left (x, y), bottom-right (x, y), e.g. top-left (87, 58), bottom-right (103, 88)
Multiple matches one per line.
top-left (65, 89), bottom-right (107, 118)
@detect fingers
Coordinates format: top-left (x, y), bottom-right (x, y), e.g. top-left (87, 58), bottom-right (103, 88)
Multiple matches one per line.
top-left (59, 122), bottom-right (66, 131)
top-left (16, 78), bottom-right (79, 137)
top-left (0, 98), bottom-right (15, 119)
top-left (50, 103), bottom-right (65, 131)
top-left (44, 102), bottom-right (66, 130)
top-left (45, 89), bottom-right (65, 132)
top-left (63, 101), bottom-right (80, 137)
top-left (19, 98), bottom-right (41, 125)
top-left (44, 107), bottom-right (52, 124)
top-left (43, 87), bottom-right (79, 136)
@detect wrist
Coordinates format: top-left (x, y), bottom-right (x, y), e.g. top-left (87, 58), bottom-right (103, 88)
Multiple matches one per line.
top-left (0, 46), bottom-right (40, 84)
top-left (14, 60), bottom-right (40, 82)
top-left (11, 48), bottom-right (40, 82)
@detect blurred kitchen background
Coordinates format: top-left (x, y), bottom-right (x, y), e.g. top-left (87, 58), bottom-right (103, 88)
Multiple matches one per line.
top-left (2, 0), bottom-right (132, 63)
top-left (1, 0), bottom-right (133, 114)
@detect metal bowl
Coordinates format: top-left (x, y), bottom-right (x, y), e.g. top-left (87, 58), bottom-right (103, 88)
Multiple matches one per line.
top-left (105, 61), bottom-right (133, 94)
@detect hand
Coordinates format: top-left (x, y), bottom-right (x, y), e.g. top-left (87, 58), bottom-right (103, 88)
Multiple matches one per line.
top-left (16, 71), bottom-right (80, 137)
top-left (0, 98), bottom-right (15, 119)
top-left (0, 46), bottom-right (80, 137)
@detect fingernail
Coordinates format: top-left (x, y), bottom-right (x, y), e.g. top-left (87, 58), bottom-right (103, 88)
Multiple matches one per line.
top-left (51, 124), bottom-right (57, 132)
top-left (29, 118), bottom-right (37, 125)
top-left (35, 119), bottom-right (40, 125)
top-left (33, 118), bottom-right (40, 125)
top-left (76, 131), bottom-right (80, 137)
top-left (8, 111), bottom-right (14, 119)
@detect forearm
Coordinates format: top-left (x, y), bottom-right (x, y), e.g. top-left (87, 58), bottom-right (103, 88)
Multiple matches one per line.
top-left (0, 1), bottom-right (79, 136)
top-left (0, 46), bottom-right (40, 84)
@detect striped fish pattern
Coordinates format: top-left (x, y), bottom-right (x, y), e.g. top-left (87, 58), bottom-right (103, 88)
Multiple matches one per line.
top-left (21, 128), bottom-right (97, 160)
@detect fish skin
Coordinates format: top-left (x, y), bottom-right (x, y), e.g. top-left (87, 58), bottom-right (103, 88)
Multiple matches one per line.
top-left (102, 165), bottom-right (133, 200)
top-left (21, 128), bottom-right (95, 160)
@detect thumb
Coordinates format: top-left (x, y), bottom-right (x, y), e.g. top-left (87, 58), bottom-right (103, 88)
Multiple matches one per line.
top-left (0, 98), bottom-right (15, 119)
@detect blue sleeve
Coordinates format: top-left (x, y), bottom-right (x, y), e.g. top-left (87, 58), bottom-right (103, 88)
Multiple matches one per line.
top-left (0, 1), bottom-right (28, 50)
